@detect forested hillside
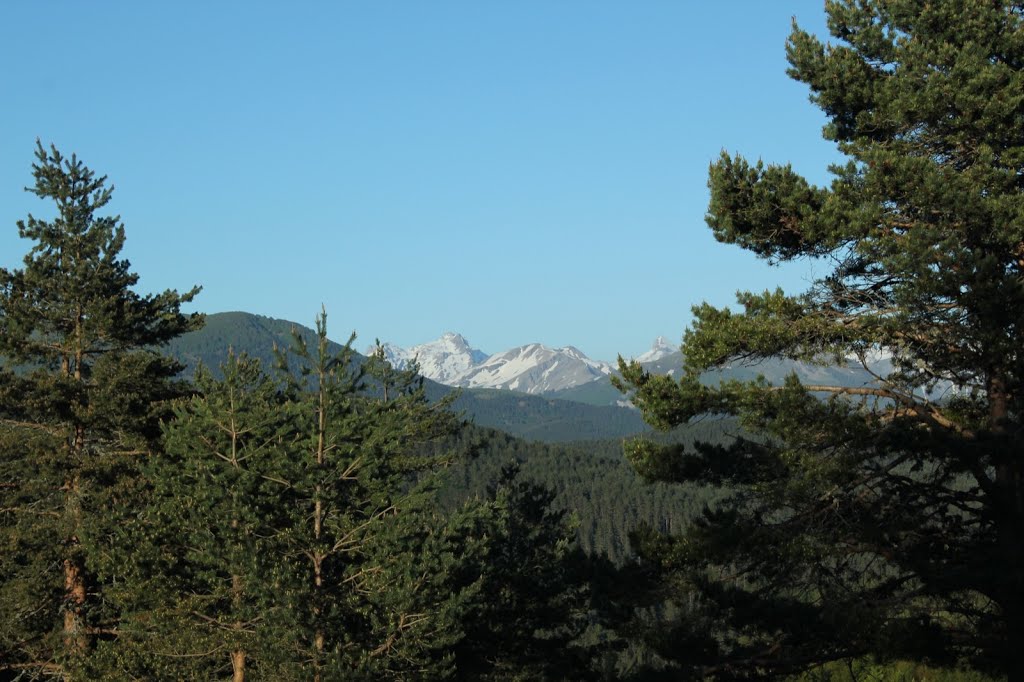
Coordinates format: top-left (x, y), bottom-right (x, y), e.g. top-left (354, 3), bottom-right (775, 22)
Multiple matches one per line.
top-left (436, 421), bottom-right (735, 563)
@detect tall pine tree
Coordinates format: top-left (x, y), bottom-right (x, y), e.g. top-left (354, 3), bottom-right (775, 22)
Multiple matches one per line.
top-left (616, 1), bottom-right (1024, 678)
top-left (0, 142), bottom-right (201, 679)
top-left (273, 313), bottom-right (466, 679)
top-left (92, 353), bottom-right (294, 681)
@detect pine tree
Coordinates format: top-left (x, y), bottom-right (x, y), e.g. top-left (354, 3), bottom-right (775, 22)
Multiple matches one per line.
top-left (87, 318), bottom-right (472, 680)
top-left (0, 142), bottom-right (201, 678)
top-left (93, 353), bottom-right (294, 680)
top-left (452, 463), bottom-right (593, 682)
top-left (615, 2), bottom-right (1023, 678)
top-left (273, 313), bottom-right (465, 679)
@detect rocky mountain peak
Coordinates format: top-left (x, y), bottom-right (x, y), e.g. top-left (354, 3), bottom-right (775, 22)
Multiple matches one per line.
top-left (368, 333), bottom-right (487, 385)
top-left (373, 335), bottom-right (616, 395)
top-left (636, 335), bottom-right (677, 364)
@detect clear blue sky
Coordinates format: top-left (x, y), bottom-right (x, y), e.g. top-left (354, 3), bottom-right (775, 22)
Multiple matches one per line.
top-left (1, 2), bottom-right (840, 361)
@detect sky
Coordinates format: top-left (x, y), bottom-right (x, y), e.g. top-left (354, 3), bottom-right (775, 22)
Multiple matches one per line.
top-left (0, 2), bottom-right (842, 362)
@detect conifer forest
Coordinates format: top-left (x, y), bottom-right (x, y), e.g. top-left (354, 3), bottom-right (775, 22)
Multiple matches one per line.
top-left (2, 1), bottom-right (1022, 680)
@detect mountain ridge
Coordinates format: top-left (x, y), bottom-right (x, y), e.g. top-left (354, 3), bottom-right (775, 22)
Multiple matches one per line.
top-left (376, 333), bottom-right (618, 395)
top-left (163, 312), bottom-right (891, 420)
top-left (162, 312), bottom-right (648, 442)
top-left (369, 332), bottom-right (488, 385)
top-left (374, 332), bottom-right (888, 406)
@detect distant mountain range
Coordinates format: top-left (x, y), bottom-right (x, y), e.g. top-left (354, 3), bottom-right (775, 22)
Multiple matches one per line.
top-left (371, 335), bottom-right (615, 395)
top-left (160, 312), bottom-right (889, 440)
top-left (372, 332), bottom-right (885, 407)
top-left (163, 312), bottom-right (648, 442)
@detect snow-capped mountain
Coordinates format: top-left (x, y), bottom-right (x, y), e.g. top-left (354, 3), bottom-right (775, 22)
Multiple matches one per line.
top-left (456, 343), bottom-right (615, 395)
top-left (374, 331), bottom-right (895, 406)
top-left (368, 332), bottom-right (487, 385)
top-left (375, 334), bottom-right (617, 395)
top-left (635, 336), bottom-right (676, 364)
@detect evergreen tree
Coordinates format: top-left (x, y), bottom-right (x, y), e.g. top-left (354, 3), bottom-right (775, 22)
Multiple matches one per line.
top-left (351, 484), bottom-right (480, 680)
top-left (93, 353), bottom-right (294, 680)
top-left (95, 335), bottom-right (470, 681)
top-left (273, 313), bottom-right (465, 679)
top-left (452, 463), bottom-right (593, 681)
top-left (0, 142), bottom-right (201, 678)
top-left (615, 1), bottom-right (1023, 678)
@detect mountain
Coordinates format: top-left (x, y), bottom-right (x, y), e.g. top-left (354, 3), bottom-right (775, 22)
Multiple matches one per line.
top-left (545, 380), bottom-right (632, 408)
top-left (377, 331), bottom-right (885, 406)
top-left (541, 345), bottom-right (684, 408)
top-left (163, 311), bottom-right (322, 372)
top-left (550, 347), bottom-right (887, 408)
top-left (448, 389), bottom-right (646, 442)
top-left (369, 332), bottom-right (488, 385)
top-left (634, 336), bottom-right (677, 364)
top-left (163, 314), bottom-right (892, 434)
top-left (377, 334), bottom-right (617, 396)
top-left (455, 343), bottom-right (614, 394)
top-left (161, 312), bottom-right (647, 442)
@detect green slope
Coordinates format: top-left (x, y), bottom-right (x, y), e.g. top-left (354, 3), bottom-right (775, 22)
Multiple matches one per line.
top-left (450, 388), bottom-right (646, 442)
top-left (544, 378), bottom-right (628, 407)
top-left (162, 310), bottom-right (321, 372)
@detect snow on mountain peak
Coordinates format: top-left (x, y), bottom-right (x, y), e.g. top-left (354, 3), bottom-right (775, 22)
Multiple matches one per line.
top-left (372, 335), bottom-right (617, 394)
top-left (369, 333), bottom-right (487, 384)
top-left (636, 336), bottom-right (677, 364)
top-left (456, 343), bottom-right (614, 394)
top-left (440, 331), bottom-right (468, 345)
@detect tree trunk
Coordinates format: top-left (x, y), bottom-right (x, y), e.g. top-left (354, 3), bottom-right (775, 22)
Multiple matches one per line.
top-left (231, 524), bottom-right (246, 682)
top-left (312, 360), bottom-right (328, 682)
top-left (990, 374), bottom-right (1023, 680)
top-left (231, 649), bottom-right (246, 682)
top-left (64, 311), bottom-right (89, 658)
top-left (63, 466), bottom-right (87, 657)
top-left (63, 554), bottom-right (86, 654)
top-left (313, 550), bottom-right (324, 682)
